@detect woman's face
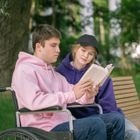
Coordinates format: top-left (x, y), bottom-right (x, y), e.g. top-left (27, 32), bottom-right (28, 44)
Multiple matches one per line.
top-left (74, 46), bottom-right (96, 67)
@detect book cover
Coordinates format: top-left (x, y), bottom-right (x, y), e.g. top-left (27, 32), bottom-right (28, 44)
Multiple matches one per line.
top-left (80, 64), bottom-right (114, 86)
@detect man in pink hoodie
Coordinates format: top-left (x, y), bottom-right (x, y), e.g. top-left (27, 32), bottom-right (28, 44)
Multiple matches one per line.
top-left (12, 24), bottom-right (125, 140)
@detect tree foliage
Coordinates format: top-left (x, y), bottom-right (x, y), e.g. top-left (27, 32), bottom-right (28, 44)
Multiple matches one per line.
top-left (0, 0), bottom-right (140, 85)
top-left (110, 0), bottom-right (140, 71)
top-left (119, 0), bottom-right (140, 44)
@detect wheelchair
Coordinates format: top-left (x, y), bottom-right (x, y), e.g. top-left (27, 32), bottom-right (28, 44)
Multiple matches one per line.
top-left (0, 87), bottom-right (103, 140)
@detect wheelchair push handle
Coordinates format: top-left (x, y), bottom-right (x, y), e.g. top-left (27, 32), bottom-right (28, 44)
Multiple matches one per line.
top-left (0, 87), bottom-right (13, 92)
top-left (0, 87), bottom-right (7, 92)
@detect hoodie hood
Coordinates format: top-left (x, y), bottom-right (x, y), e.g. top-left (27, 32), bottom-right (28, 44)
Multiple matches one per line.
top-left (56, 53), bottom-right (89, 84)
top-left (15, 52), bottom-right (52, 70)
top-left (60, 53), bottom-right (89, 72)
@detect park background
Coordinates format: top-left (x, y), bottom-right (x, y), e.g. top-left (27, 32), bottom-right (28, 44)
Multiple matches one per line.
top-left (0, 0), bottom-right (140, 130)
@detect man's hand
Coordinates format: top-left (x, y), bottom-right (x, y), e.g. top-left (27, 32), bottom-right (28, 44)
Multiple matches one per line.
top-left (73, 79), bottom-right (93, 100)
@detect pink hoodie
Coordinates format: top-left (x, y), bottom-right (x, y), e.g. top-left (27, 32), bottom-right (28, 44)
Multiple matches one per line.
top-left (12, 52), bottom-right (93, 131)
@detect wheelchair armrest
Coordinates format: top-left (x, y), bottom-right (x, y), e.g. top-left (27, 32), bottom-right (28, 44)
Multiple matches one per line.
top-left (18, 105), bottom-right (62, 113)
top-left (67, 102), bottom-right (103, 114)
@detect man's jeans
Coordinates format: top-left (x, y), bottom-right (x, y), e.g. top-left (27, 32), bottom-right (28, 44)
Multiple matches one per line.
top-left (52, 112), bottom-right (125, 140)
top-left (125, 118), bottom-right (140, 140)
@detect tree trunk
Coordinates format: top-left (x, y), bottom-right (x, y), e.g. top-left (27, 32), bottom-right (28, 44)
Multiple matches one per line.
top-left (109, 0), bottom-right (121, 40)
top-left (0, 0), bottom-right (32, 86)
top-left (119, 44), bottom-right (132, 71)
top-left (99, 16), bottom-right (105, 45)
top-left (79, 0), bottom-right (94, 35)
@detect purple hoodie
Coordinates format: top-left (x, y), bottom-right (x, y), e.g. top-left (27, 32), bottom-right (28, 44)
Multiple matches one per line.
top-left (56, 53), bottom-right (123, 118)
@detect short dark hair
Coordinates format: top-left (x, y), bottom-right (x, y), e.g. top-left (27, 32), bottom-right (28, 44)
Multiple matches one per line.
top-left (32, 24), bottom-right (61, 50)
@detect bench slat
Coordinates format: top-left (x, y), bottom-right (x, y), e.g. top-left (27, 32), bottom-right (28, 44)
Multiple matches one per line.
top-left (124, 109), bottom-right (140, 116)
top-left (113, 84), bottom-right (135, 90)
top-left (120, 104), bottom-right (140, 110)
top-left (127, 112), bottom-right (140, 117)
top-left (113, 80), bottom-right (134, 86)
top-left (114, 89), bottom-right (136, 95)
top-left (118, 100), bottom-right (140, 107)
top-left (112, 76), bottom-right (132, 81)
top-left (116, 96), bottom-right (138, 103)
top-left (115, 92), bottom-right (138, 99)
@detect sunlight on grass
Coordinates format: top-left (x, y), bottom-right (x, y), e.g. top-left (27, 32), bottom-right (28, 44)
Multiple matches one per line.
top-left (133, 74), bottom-right (140, 99)
top-left (0, 92), bottom-right (16, 131)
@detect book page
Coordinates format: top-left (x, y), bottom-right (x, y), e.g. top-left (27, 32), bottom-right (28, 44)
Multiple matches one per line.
top-left (80, 64), bottom-right (113, 86)
top-left (99, 64), bottom-right (114, 86)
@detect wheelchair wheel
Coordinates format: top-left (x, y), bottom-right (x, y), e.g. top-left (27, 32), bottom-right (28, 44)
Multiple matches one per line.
top-left (0, 128), bottom-right (39, 140)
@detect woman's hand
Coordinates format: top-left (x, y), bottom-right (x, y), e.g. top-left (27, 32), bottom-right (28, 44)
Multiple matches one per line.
top-left (73, 79), bottom-right (93, 100)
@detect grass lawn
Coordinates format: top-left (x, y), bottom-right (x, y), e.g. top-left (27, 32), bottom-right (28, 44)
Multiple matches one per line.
top-left (0, 91), bottom-right (16, 131)
top-left (133, 73), bottom-right (140, 99)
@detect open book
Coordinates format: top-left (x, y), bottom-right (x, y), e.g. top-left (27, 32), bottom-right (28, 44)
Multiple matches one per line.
top-left (80, 64), bottom-right (114, 86)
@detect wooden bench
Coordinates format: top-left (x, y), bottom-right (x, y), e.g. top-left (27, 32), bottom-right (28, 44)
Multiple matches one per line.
top-left (112, 76), bottom-right (140, 130)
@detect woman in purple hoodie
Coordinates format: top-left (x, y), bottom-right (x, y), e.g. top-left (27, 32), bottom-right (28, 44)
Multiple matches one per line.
top-left (56, 34), bottom-right (140, 140)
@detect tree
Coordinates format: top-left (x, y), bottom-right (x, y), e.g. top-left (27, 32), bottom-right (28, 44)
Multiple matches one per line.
top-left (0, 0), bottom-right (32, 86)
top-left (79, 0), bottom-right (94, 35)
top-left (111, 0), bottom-right (140, 71)
top-left (94, 0), bottom-right (110, 64)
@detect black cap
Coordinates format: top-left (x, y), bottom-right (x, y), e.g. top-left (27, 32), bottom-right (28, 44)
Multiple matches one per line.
top-left (76, 34), bottom-right (99, 52)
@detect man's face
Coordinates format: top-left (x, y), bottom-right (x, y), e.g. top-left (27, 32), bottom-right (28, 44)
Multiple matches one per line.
top-left (36, 37), bottom-right (60, 64)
